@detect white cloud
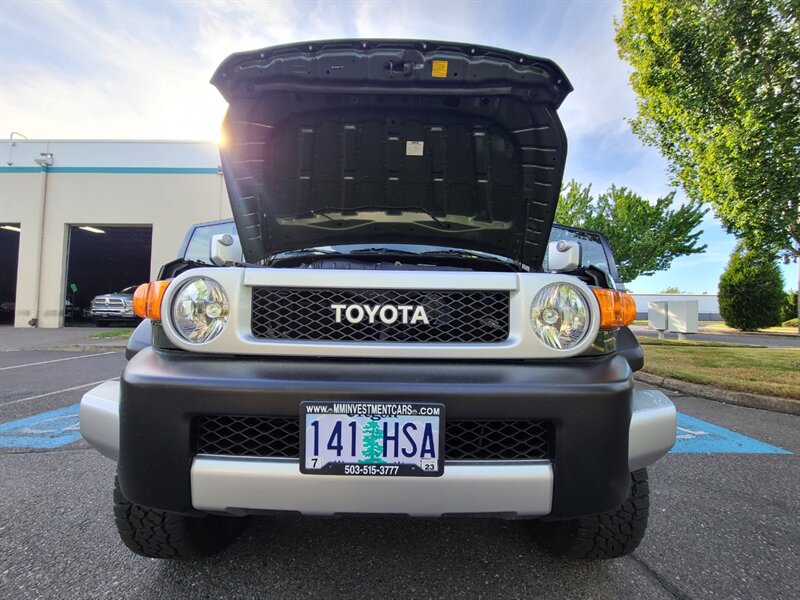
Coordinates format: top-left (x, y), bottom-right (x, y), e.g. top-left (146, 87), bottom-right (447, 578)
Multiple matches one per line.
top-left (544, 2), bottom-right (637, 141)
top-left (0, 0), bottom-right (350, 140)
top-left (1, 0), bottom-right (641, 143)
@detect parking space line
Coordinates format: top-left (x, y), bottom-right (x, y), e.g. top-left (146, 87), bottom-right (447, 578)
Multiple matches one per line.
top-left (0, 351), bottom-right (117, 371)
top-left (1, 379), bottom-right (117, 407)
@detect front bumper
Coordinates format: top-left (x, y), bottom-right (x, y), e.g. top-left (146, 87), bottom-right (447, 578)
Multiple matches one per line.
top-left (91, 309), bottom-right (136, 321)
top-left (80, 348), bottom-right (675, 518)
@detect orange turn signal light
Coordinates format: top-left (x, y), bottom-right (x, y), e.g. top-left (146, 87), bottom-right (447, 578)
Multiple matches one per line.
top-left (132, 280), bottom-right (171, 321)
top-left (592, 288), bottom-right (637, 330)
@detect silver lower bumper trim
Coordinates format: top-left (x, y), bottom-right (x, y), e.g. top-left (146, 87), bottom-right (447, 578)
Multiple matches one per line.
top-left (629, 389), bottom-right (676, 471)
top-left (79, 380), bottom-right (120, 461)
top-left (191, 456), bottom-right (553, 517)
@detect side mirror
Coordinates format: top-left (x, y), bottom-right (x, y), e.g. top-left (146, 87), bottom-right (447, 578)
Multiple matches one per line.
top-left (210, 233), bottom-right (243, 266)
top-left (547, 240), bottom-right (582, 273)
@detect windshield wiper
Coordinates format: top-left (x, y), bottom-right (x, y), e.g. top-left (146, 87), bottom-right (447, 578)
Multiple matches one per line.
top-left (422, 249), bottom-right (510, 261)
top-left (267, 248), bottom-right (340, 266)
top-left (272, 248), bottom-right (338, 257)
top-left (421, 249), bottom-right (518, 270)
top-left (348, 248), bottom-right (416, 255)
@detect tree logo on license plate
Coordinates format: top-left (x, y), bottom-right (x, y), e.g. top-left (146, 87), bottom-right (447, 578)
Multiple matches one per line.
top-left (359, 420), bottom-right (386, 464)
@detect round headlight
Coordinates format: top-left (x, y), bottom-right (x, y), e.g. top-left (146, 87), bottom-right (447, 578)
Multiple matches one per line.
top-left (530, 283), bottom-right (590, 350)
top-left (171, 277), bottom-right (229, 343)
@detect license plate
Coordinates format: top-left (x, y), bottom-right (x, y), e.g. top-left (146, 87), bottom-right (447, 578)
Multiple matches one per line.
top-left (300, 401), bottom-right (445, 477)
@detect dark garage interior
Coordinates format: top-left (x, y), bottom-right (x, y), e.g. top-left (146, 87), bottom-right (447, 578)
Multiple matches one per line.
top-left (65, 225), bottom-right (152, 325)
top-left (0, 224), bottom-right (21, 324)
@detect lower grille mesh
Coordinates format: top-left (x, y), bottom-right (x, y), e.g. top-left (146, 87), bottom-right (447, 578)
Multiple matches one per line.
top-left (196, 415), bottom-right (551, 461)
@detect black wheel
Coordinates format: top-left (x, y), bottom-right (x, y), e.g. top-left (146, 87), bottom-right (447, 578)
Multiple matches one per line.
top-left (532, 469), bottom-right (650, 560)
top-left (113, 476), bottom-right (243, 559)
top-left (93, 320), bottom-right (108, 327)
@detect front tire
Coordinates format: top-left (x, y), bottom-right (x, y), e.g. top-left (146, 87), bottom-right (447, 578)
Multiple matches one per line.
top-left (532, 469), bottom-right (650, 560)
top-left (113, 476), bottom-right (243, 559)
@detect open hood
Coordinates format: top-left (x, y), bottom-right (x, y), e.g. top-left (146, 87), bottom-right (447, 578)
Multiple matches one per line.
top-left (212, 40), bottom-right (572, 268)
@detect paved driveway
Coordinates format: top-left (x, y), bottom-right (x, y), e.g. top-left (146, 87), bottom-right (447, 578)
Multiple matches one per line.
top-left (631, 324), bottom-right (799, 348)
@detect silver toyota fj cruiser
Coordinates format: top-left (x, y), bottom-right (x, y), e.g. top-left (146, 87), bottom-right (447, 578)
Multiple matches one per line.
top-left (80, 40), bottom-right (676, 560)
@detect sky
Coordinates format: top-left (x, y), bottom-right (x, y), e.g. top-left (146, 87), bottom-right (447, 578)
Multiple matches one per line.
top-left (0, 0), bottom-right (794, 293)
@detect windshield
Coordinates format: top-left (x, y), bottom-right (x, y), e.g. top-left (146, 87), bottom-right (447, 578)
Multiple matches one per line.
top-left (192, 220), bottom-right (615, 279)
top-left (270, 243), bottom-right (517, 266)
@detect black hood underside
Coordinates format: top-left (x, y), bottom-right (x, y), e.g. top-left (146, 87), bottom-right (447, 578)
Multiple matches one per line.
top-left (212, 39), bottom-right (572, 268)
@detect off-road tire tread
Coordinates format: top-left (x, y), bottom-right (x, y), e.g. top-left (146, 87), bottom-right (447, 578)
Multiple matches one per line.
top-left (533, 469), bottom-right (650, 560)
top-left (113, 476), bottom-right (240, 559)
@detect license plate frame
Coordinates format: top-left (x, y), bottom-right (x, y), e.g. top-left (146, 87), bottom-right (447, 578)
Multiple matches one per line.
top-left (300, 401), bottom-right (445, 477)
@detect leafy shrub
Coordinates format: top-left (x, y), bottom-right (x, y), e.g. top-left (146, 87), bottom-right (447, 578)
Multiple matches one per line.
top-left (718, 244), bottom-right (784, 331)
top-left (783, 318), bottom-right (798, 328)
top-left (780, 290), bottom-right (798, 323)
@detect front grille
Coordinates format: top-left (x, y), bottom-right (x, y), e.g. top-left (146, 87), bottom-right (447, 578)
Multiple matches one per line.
top-left (197, 416), bottom-right (301, 458)
top-left (442, 420), bottom-right (551, 461)
top-left (251, 288), bottom-right (509, 343)
top-left (196, 415), bottom-right (551, 461)
top-left (92, 298), bottom-right (125, 308)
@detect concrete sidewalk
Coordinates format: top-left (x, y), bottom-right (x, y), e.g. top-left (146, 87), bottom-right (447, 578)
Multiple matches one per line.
top-left (630, 324), bottom-right (799, 348)
top-left (698, 325), bottom-right (798, 339)
top-left (0, 326), bottom-right (128, 353)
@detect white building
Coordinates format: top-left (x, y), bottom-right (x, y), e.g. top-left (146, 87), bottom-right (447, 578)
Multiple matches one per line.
top-left (630, 294), bottom-right (721, 321)
top-left (0, 140), bottom-right (231, 328)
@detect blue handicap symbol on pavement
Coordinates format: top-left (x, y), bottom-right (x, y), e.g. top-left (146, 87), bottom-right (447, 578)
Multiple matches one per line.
top-left (671, 413), bottom-right (791, 454)
top-left (0, 404), bottom-right (82, 449)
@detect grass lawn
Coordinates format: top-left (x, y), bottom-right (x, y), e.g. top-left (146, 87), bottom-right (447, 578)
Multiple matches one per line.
top-left (88, 328), bottom-right (134, 339)
top-left (641, 343), bottom-right (800, 400)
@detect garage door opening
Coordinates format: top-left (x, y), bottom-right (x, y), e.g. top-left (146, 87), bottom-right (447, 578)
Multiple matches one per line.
top-left (0, 224), bottom-right (21, 324)
top-left (65, 225), bottom-right (152, 326)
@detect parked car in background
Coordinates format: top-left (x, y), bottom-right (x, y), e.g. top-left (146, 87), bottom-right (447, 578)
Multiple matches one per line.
top-left (89, 286), bottom-right (140, 326)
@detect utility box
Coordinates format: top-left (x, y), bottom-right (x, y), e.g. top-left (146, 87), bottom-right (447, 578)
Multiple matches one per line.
top-left (667, 301), bottom-right (699, 334)
top-left (648, 302), bottom-right (669, 331)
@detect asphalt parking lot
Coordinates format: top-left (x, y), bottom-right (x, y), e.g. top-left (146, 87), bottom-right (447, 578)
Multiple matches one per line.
top-left (1, 346), bottom-right (798, 599)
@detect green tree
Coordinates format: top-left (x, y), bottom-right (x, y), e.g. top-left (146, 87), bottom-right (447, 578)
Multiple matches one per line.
top-left (718, 244), bottom-right (784, 330)
top-left (615, 0), bottom-right (800, 324)
top-left (780, 289), bottom-right (798, 323)
top-left (660, 286), bottom-right (684, 294)
top-left (555, 180), bottom-right (707, 282)
top-left (359, 420), bottom-right (386, 464)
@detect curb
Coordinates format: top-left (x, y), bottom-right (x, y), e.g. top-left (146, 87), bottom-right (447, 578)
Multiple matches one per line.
top-left (634, 372), bottom-right (800, 416)
top-left (26, 343), bottom-right (127, 353)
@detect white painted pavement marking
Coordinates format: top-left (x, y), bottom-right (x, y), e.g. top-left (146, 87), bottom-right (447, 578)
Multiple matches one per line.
top-left (0, 378), bottom-right (118, 407)
top-left (676, 426), bottom-right (709, 440)
top-left (0, 351), bottom-right (117, 371)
